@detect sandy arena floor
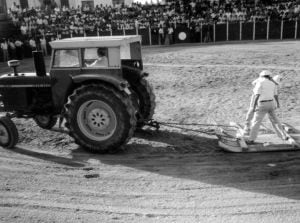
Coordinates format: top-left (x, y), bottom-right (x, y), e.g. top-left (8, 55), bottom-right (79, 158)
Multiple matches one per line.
top-left (0, 40), bottom-right (300, 223)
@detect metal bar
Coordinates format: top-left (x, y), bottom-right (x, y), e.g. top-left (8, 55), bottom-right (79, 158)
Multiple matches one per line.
top-left (295, 20), bottom-right (298, 39)
top-left (253, 17), bottom-right (256, 41)
top-left (240, 21), bottom-right (242, 40)
top-left (280, 19), bottom-right (283, 40)
top-left (226, 21), bottom-right (229, 41)
top-left (267, 17), bottom-right (270, 40)
top-left (149, 26), bottom-right (152, 45)
top-left (213, 23), bottom-right (216, 42)
top-left (200, 23), bottom-right (203, 43)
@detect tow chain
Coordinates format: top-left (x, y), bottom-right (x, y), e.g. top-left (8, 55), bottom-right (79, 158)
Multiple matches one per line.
top-left (143, 119), bottom-right (238, 136)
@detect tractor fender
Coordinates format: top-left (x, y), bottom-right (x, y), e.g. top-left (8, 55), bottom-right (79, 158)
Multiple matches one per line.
top-left (122, 65), bottom-right (149, 83)
top-left (72, 74), bottom-right (129, 92)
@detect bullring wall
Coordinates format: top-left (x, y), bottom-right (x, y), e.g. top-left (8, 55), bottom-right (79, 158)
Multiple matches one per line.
top-left (54, 20), bottom-right (300, 46)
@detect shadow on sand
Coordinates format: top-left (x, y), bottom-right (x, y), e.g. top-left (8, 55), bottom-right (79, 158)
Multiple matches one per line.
top-left (7, 128), bottom-right (299, 201)
top-left (70, 129), bottom-right (300, 201)
top-left (10, 146), bottom-right (85, 168)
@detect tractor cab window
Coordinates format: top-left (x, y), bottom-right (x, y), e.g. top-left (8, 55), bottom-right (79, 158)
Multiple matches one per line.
top-left (83, 48), bottom-right (108, 68)
top-left (130, 42), bottom-right (142, 60)
top-left (53, 49), bottom-right (80, 68)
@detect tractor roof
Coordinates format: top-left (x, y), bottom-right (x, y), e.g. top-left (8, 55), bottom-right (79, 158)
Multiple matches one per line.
top-left (49, 35), bottom-right (141, 49)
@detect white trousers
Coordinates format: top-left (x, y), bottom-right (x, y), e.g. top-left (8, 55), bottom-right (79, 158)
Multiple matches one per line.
top-left (249, 101), bottom-right (287, 141)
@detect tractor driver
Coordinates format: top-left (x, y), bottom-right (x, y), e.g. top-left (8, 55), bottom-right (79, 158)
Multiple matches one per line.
top-left (87, 48), bottom-right (108, 67)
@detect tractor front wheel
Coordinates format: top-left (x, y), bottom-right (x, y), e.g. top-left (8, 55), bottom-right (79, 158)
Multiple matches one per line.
top-left (64, 84), bottom-right (136, 153)
top-left (0, 116), bottom-right (19, 149)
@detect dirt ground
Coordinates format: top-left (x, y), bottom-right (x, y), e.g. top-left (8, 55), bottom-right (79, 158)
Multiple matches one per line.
top-left (0, 41), bottom-right (300, 223)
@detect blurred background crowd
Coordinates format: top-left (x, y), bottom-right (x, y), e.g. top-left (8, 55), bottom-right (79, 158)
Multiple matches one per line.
top-left (1, 0), bottom-right (300, 61)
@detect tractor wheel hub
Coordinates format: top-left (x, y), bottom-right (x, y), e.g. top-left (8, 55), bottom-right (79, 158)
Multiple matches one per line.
top-left (87, 108), bottom-right (110, 130)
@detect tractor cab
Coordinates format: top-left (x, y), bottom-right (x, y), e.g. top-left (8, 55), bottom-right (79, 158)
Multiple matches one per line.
top-left (48, 36), bottom-right (147, 112)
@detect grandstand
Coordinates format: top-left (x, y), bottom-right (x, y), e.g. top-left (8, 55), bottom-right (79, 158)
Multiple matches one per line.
top-left (0, 0), bottom-right (16, 39)
top-left (4, 0), bottom-right (135, 8)
top-left (1, 0), bottom-right (300, 62)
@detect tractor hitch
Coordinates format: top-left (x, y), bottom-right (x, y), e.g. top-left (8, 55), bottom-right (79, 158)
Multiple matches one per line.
top-left (143, 119), bottom-right (160, 131)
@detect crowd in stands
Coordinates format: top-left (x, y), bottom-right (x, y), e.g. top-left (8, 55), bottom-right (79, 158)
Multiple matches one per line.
top-left (1, 0), bottom-right (300, 62)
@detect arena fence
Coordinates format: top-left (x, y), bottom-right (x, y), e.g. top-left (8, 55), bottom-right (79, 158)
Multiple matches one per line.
top-left (1, 19), bottom-right (299, 62)
top-left (58, 19), bottom-right (299, 45)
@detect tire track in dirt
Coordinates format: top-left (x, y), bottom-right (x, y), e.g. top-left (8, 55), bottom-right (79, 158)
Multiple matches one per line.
top-left (1, 145), bottom-right (300, 223)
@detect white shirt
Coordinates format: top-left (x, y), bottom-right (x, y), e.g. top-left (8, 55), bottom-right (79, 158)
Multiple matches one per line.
top-left (40, 38), bottom-right (46, 45)
top-left (253, 78), bottom-right (278, 101)
top-left (1, 42), bottom-right (8, 50)
top-left (9, 41), bottom-right (15, 49)
top-left (251, 77), bottom-right (264, 94)
top-left (29, 39), bottom-right (36, 48)
top-left (20, 25), bottom-right (28, 34)
top-left (15, 40), bottom-right (23, 47)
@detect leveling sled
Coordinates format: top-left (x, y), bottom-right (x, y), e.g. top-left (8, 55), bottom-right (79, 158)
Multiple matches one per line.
top-left (143, 120), bottom-right (300, 153)
top-left (216, 122), bottom-right (300, 153)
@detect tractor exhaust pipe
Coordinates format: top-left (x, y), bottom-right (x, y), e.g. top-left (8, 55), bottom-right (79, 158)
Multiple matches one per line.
top-left (33, 51), bottom-right (46, 77)
top-left (7, 60), bottom-right (20, 76)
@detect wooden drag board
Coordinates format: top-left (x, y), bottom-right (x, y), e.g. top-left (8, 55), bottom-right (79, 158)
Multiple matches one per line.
top-left (217, 122), bottom-right (300, 153)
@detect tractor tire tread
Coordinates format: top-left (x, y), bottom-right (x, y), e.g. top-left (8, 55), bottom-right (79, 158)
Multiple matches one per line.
top-left (64, 84), bottom-right (136, 153)
top-left (131, 78), bottom-right (156, 126)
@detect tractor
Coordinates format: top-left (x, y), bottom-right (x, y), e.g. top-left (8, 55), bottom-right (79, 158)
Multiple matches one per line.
top-left (0, 35), bottom-right (155, 153)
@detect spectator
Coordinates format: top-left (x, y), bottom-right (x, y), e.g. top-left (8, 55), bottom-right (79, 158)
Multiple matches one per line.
top-left (158, 25), bottom-right (164, 45)
top-left (195, 23), bottom-right (201, 42)
top-left (203, 23), bottom-right (211, 43)
top-left (15, 38), bottom-right (24, 60)
top-left (20, 22), bottom-right (28, 36)
top-left (8, 38), bottom-right (16, 59)
top-left (1, 39), bottom-right (9, 62)
top-left (23, 39), bottom-right (32, 58)
top-left (40, 36), bottom-right (48, 56)
top-left (167, 25), bottom-right (174, 44)
top-left (29, 37), bottom-right (36, 51)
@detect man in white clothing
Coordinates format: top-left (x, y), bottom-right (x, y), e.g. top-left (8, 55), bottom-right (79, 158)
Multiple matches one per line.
top-left (40, 36), bottom-right (47, 56)
top-left (247, 70), bottom-right (288, 144)
top-left (243, 72), bottom-right (264, 134)
top-left (29, 38), bottom-right (36, 51)
top-left (1, 39), bottom-right (9, 61)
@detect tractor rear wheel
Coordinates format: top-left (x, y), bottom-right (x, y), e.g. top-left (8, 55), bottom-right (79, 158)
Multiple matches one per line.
top-left (64, 84), bottom-right (136, 153)
top-left (0, 116), bottom-right (18, 149)
top-left (34, 115), bottom-right (57, 129)
top-left (130, 78), bottom-right (156, 127)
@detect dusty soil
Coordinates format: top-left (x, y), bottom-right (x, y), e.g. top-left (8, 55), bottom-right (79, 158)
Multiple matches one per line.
top-left (0, 41), bottom-right (300, 223)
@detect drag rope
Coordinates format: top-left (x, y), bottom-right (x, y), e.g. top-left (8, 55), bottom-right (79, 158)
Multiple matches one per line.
top-left (145, 120), bottom-right (238, 136)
